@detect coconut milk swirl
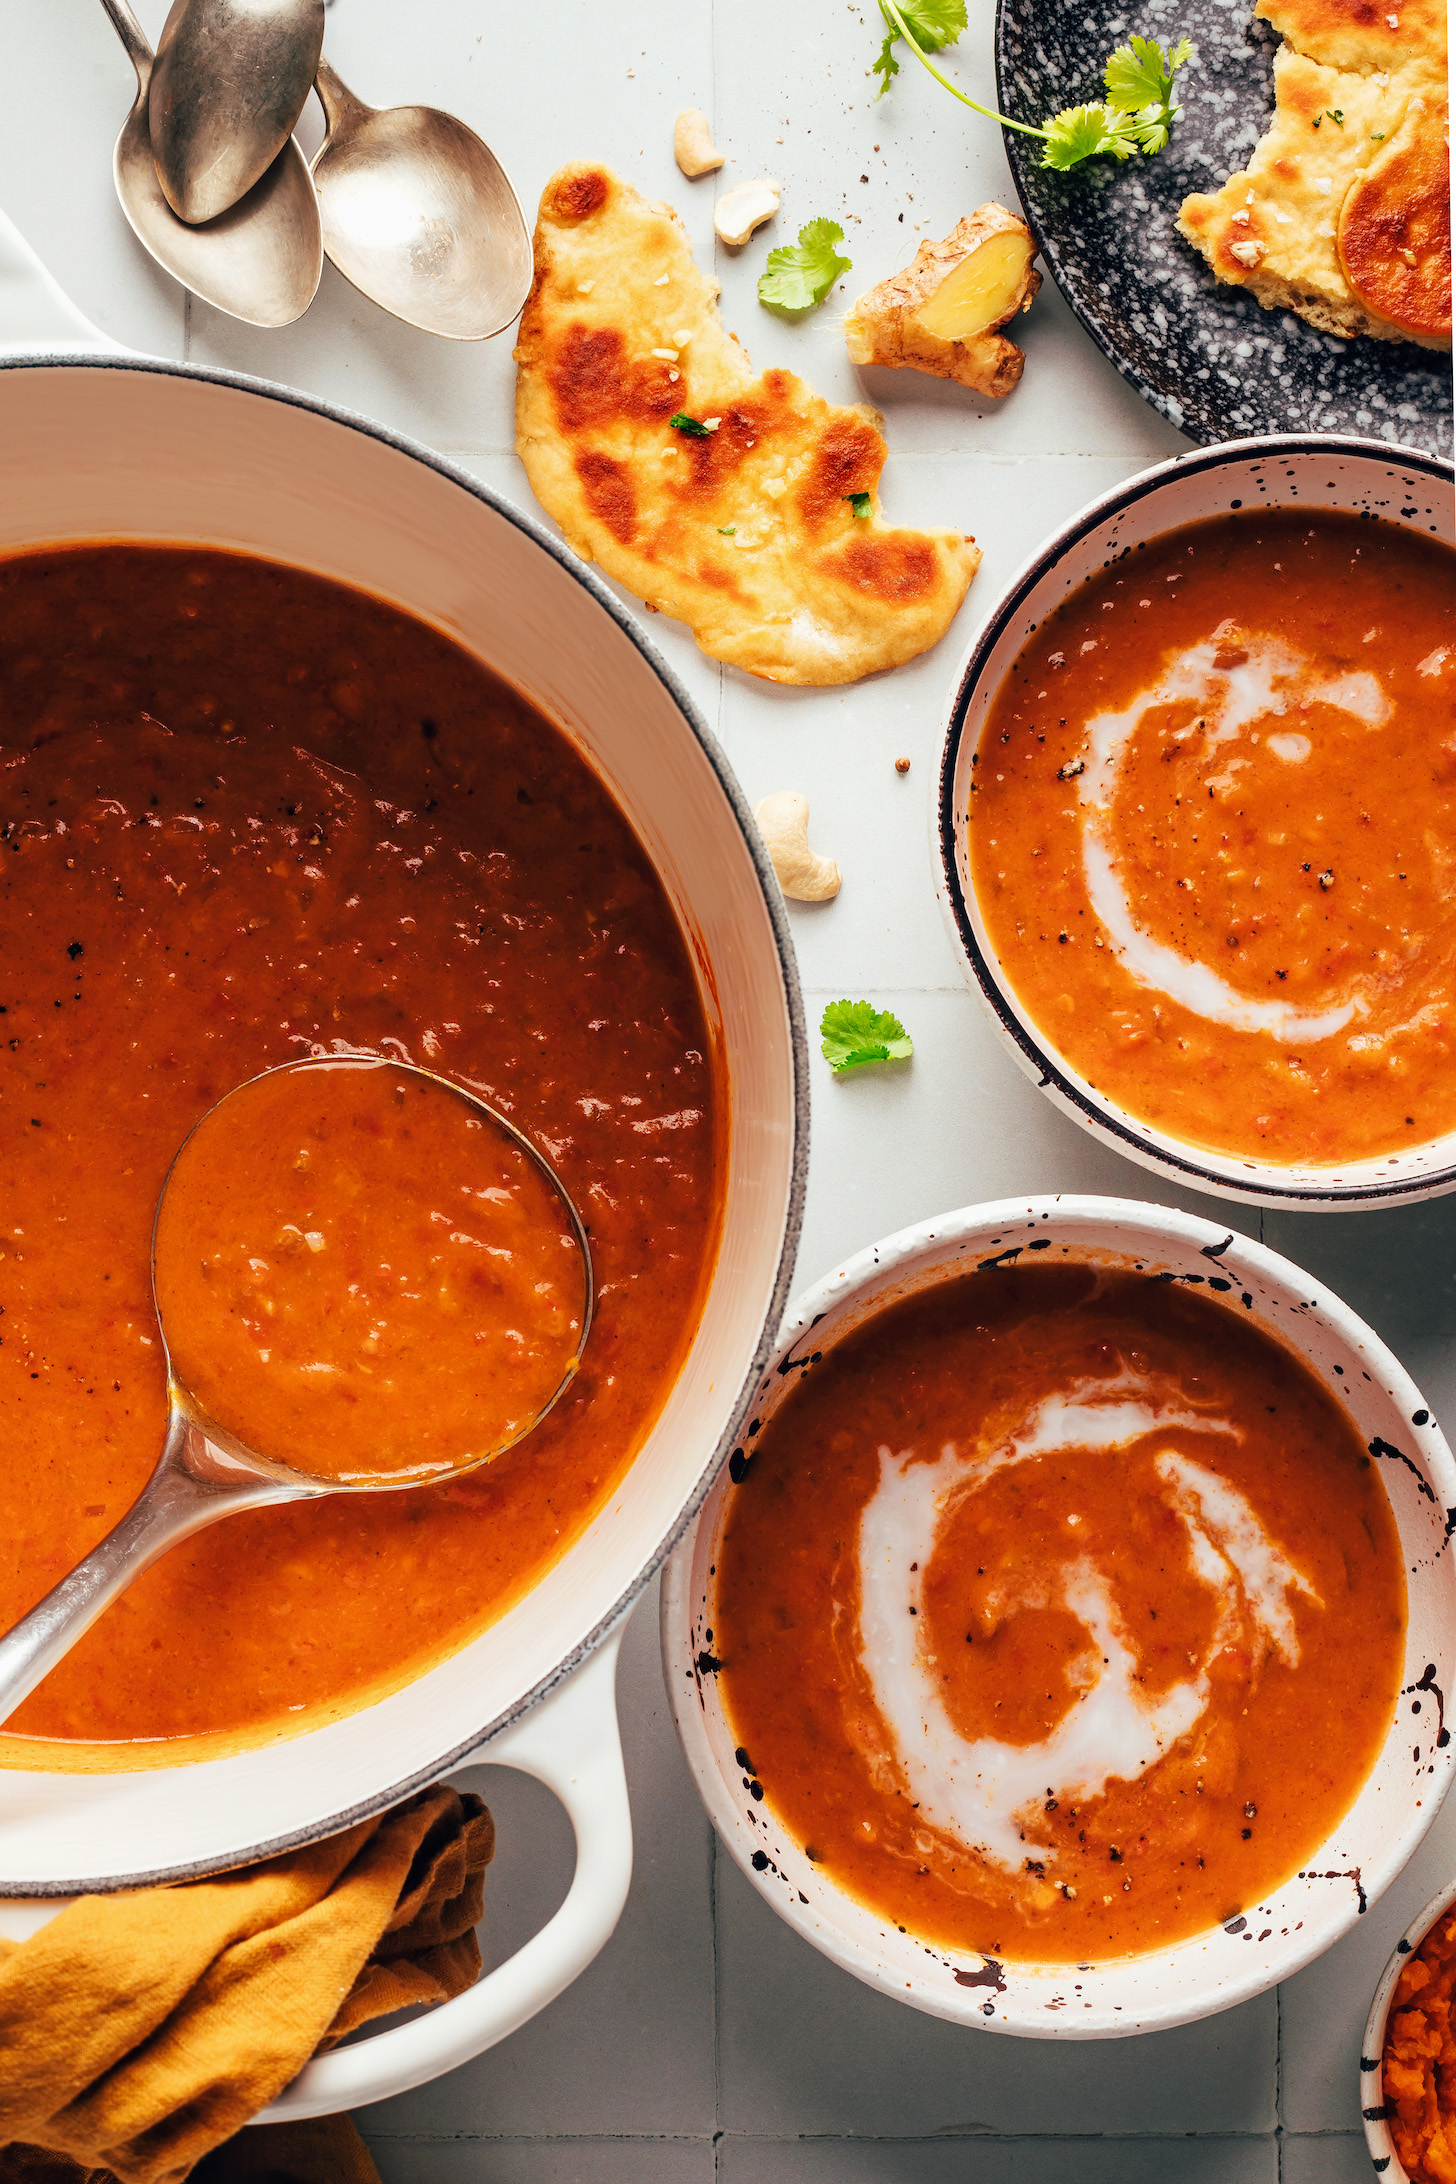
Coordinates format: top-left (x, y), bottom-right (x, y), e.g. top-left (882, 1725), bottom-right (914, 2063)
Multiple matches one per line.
top-left (1076, 629), bottom-right (1389, 1042)
top-left (855, 1376), bottom-right (1320, 1873)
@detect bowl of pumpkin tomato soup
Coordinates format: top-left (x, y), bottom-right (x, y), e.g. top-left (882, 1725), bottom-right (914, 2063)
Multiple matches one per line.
top-left (664, 1197), bottom-right (1456, 2036)
top-left (937, 437), bottom-right (1456, 1210)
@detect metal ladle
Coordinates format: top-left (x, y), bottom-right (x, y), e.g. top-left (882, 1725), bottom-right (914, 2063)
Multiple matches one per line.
top-left (98, 0), bottom-right (322, 328)
top-left (148, 0), bottom-right (325, 226)
top-left (0, 1058), bottom-right (594, 1730)
top-left (312, 61), bottom-right (532, 340)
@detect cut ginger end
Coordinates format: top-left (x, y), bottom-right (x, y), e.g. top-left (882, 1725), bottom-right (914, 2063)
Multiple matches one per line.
top-left (844, 207), bottom-right (1041, 399)
top-left (914, 229), bottom-right (1037, 341)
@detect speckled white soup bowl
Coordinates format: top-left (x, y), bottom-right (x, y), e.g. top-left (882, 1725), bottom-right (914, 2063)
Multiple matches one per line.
top-left (663, 1195), bottom-right (1456, 2039)
top-left (1361, 1876), bottom-right (1456, 2181)
top-left (934, 436), bottom-right (1456, 1213)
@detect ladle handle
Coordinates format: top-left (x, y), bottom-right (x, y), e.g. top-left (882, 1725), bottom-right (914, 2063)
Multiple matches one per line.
top-left (0, 1410), bottom-right (298, 1729)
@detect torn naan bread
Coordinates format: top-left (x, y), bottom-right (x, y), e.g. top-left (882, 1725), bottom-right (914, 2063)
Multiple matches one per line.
top-left (514, 164), bottom-right (981, 686)
top-left (1177, 0), bottom-right (1450, 347)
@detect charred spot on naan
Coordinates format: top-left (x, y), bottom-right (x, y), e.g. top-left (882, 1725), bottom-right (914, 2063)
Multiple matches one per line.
top-left (547, 166), bottom-right (614, 223)
top-left (574, 451), bottom-right (638, 546)
top-left (831, 535), bottom-right (943, 602)
top-left (550, 325), bottom-right (680, 434)
top-left (797, 415), bottom-right (884, 531)
top-left (1338, 100), bottom-right (1453, 335)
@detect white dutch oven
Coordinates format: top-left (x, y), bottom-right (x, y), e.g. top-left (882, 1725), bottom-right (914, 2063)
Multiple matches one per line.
top-left (934, 438), bottom-right (1456, 1212)
top-left (665, 1196), bottom-right (1456, 2038)
top-left (0, 214), bottom-right (807, 2112)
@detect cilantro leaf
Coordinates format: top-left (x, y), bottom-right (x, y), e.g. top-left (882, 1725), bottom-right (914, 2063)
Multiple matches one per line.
top-left (873, 0), bottom-right (967, 95)
top-left (670, 412), bottom-right (711, 436)
top-left (845, 492), bottom-right (872, 519)
top-left (1103, 34), bottom-right (1191, 112)
top-left (874, 3), bottom-right (1192, 172)
top-left (758, 219), bottom-right (852, 315)
top-left (820, 999), bottom-right (914, 1073)
top-left (1040, 103), bottom-right (1136, 170)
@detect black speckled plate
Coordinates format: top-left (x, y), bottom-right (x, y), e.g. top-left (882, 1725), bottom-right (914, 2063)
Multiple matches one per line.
top-left (994, 0), bottom-right (1452, 454)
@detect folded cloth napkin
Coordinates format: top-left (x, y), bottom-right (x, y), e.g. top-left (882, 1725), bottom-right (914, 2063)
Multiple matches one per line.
top-left (0, 2115), bottom-right (382, 2183)
top-left (0, 1785), bottom-right (493, 2184)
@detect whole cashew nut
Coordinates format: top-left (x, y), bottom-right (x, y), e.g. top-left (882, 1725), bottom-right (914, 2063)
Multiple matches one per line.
top-left (714, 178), bottom-right (781, 249)
top-left (674, 110), bottom-right (724, 178)
top-left (754, 791), bottom-right (841, 902)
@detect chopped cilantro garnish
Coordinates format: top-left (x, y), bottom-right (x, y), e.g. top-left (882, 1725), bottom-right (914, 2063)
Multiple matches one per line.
top-left (758, 219), bottom-right (852, 315)
top-left (670, 413), bottom-right (711, 436)
top-left (718, 524), bottom-right (737, 535)
top-left (845, 492), bottom-right (873, 519)
top-left (820, 999), bottom-right (914, 1073)
top-left (875, 1), bottom-right (1191, 172)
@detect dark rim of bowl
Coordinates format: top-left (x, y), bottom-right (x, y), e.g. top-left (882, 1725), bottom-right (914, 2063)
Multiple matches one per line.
top-left (0, 351), bottom-right (810, 1890)
top-left (936, 431), bottom-right (1456, 1208)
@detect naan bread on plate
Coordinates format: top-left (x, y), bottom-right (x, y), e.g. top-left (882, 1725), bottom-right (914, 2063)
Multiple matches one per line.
top-left (1178, 0), bottom-right (1450, 346)
top-left (514, 164), bottom-right (981, 687)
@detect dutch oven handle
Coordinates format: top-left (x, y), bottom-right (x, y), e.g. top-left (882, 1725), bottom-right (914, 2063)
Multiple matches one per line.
top-left (0, 209), bottom-right (121, 352)
top-left (257, 1624), bottom-right (633, 2120)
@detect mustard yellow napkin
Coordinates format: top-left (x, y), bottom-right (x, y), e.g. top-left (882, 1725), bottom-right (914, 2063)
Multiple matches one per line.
top-left (0, 1785), bottom-right (494, 2184)
top-left (0, 2116), bottom-right (381, 2183)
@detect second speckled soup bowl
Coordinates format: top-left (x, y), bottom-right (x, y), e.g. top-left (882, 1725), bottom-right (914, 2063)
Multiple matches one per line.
top-left (663, 1196), bottom-right (1456, 2038)
top-left (934, 436), bottom-right (1456, 1213)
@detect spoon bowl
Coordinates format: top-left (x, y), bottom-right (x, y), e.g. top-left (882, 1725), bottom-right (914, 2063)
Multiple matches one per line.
top-left (149, 0), bottom-right (325, 225)
top-left (312, 61), bottom-right (532, 340)
top-left (100, 0), bottom-right (322, 328)
top-left (0, 1057), bottom-right (593, 1726)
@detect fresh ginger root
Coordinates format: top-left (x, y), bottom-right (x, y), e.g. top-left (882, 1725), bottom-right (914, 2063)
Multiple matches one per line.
top-left (845, 205), bottom-right (1041, 398)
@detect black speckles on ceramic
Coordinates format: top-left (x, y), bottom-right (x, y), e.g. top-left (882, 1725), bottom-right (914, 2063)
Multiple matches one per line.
top-left (662, 1196), bottom-right (1456, 2041)
top-left (994, 0), bottom-right (1452, 454)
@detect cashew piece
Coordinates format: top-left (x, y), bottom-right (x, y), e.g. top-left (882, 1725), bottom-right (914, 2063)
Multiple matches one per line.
top-left (675, 109), bottom-right (724, 178)
top-left (754, 791), bottom-right (841, 902)
top-left (715, 177), bottom-right (781, 249)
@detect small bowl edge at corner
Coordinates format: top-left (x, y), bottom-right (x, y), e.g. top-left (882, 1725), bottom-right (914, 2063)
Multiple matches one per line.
top-left (1363, 1876), bottom-right (1456, 2183)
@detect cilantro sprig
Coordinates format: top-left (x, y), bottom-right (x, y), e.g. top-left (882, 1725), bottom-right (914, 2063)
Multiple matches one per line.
top-left (875, 0), bottom-right (1192, 173)
top-left (758, 218), bottom-right (852, 315)
top-left (820, 999), bottom-right (914, 1073)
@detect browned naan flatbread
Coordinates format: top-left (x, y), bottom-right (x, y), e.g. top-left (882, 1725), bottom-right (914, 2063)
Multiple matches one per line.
top-left (1178, 0), bottom-right (1450, 346)
top-left (514, 164), bottom-right (981, 686)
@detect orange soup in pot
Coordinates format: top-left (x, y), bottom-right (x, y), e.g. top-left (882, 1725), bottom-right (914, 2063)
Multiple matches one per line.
top-left (0, 544), bottom-right (724, 1764)
top-left (968, 511), bottom-right (1456, 1166)
top-left (714, 1265), bottom-right (1405, 1965)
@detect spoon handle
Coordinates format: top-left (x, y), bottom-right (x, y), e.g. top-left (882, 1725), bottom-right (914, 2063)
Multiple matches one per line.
top-left (314, 59), bottom-right (371, 139)
top-left (0, 1408), bottom-right (303, 1729)
top-left (97, 0), bottom-right (154, 80)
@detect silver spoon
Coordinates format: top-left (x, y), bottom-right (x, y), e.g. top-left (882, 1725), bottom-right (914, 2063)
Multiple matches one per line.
top-left (98, 0), bottom-right (322, 328)
top-left (312, 60), bottom-right (532, 341)
top-left (149, 0), bottom-right (325, 225)
top-left (0, 1057), bottom-right (593, 1730)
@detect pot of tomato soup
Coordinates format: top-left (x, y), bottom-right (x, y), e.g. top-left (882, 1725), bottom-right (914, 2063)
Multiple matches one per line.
top-left (936, 437), bottom-right (1456, 1209)
top-left (665, 1197), bottom-right (1456, 2037)
top-left (0, 219), bottom-right (805, 2107)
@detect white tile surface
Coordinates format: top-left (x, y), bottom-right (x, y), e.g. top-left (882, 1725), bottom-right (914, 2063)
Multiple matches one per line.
top-left (1280, 2136), bottom-right (1375, 2184)
top-left (366, 2142), bottom-right (715, 2184)
top-left (715, 1849), bottom-right (1277, 2138)
top-left (718, 2139), bottom-right (1278, 2184)
top-left (2, 0), bottom-right (1443, 2172)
